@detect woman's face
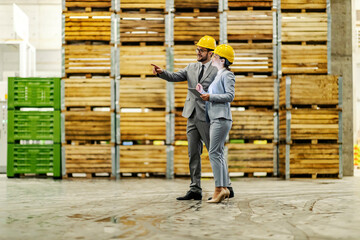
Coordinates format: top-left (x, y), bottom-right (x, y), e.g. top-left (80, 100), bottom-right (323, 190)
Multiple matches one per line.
top-left (211, 54), bottom-right (224, 68)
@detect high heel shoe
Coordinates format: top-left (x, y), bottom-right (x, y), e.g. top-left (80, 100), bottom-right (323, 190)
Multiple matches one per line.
top-left (207, 189), bottom-right (227, 203)
top-left (224, 188), bottom-right (230, 203)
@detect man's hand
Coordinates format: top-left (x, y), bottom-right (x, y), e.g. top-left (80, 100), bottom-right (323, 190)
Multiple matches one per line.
top-left (200, 94), bottom-right (210, 101)
top-left (151, 64), bottom-right (163, 75)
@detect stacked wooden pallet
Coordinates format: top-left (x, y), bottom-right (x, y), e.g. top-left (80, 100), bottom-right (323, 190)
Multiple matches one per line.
top-left (62, 1), bottom-right (116, 179)
top-left (280, 2), bottom-right (328, 74)
top-left (226, 2), bottom-right (277, 177)
top-left (172, 2), bottom-right (219, 176)
top-left (117, 1), bottom-right (168, 177)
top-left (278, 75), bottom-right (342, 179)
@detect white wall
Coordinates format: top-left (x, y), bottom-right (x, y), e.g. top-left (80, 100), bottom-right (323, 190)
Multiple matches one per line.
top-left (355, 0), bottom-right (360, 143)
top-left (0, 0), bottom-right (61, 79)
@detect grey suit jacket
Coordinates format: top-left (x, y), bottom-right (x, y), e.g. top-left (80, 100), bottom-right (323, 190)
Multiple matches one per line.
top-left (158, 62), bottom-right (218, 121)
top-left (206, 70), bottom-right (235, 122)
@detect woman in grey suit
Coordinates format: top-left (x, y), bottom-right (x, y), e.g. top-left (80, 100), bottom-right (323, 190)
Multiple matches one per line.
top-left (197, 44), bottom-right (235, 203)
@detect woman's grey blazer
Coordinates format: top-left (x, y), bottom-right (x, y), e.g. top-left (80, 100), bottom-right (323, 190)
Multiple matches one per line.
top-left (206, 70), bottom-right (235, 122)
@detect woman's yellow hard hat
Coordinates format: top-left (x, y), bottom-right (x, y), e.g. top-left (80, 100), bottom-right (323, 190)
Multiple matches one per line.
top-left (214, 44), bottom-right (235, 64)
top-left (196, 35), bottom-right (216, 51)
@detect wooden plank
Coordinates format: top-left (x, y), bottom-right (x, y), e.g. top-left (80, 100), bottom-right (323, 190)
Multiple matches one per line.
top-left (120, 46), bottom-right (166, 75)
top-left (174, 145), bottom-right (212, 175)
top-left (120, 0), bottom-right (166, 9)
top-left (228, 0), bottom-right (273, 8)
top-left (174, 0), bottom-right (218, 9)
top-left (279, 109), bottom-right (340, 142)
top-left (65, 0), bottom-right (112, 11)
top-left (230, 109), bottom-right (275, 140)
top-left (228, 143), bottom-right (274, 173)
top-left (120, 12), bottom-right (165, 42)
top-left (233, 76), bottom-right (275, 106)
top-left (231, 42), bottom-right (274, 73)
top-left (119, 77), bottom-right (166, 108)
top-left (227, 11), bottom-right (273, 41)
top-left (281, 44), bottom-right (327, 74)
top-left (64, 77), bottom-right (112, 108)
top-left (65, 111), bottom-right (112, 141)
top-left (64, 144), bottom-right (112, 174)
top-left (64, 12), bottom-right (112, 42)
top-left (281, 0), bottom-right (326, 10)
top-left (282, 13), bottom-right (327, 42)
top-left (174, 12), bottom-right (219, 42)
top-left (279, 144), bottom-right (339, 177)
top-left (279, 75), bottom-right (339, 107)
top-left (120, 111), bottom-right (167, 141)
top-left (119, 145), bottom-right (167, 173)
top-left (64, 45), bottom-right (112, 75)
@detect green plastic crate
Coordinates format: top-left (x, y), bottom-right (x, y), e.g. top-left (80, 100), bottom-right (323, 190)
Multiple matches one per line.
top-left (8, 77), bottom-right (60, 109)
top-left (7, 144), bottom-right (61, 177)
top-left (8, 110), bottom-right (61, 143)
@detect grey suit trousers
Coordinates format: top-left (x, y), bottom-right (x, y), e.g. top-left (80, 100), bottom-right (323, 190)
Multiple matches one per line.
top-left (187, 111), bottom-right (210, 193)
top-left (209, 118), bottom-right (232, 187)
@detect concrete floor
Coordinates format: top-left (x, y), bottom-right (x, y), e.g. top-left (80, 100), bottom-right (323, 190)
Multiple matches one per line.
top-left (1, 174), bottom-right (360, 240)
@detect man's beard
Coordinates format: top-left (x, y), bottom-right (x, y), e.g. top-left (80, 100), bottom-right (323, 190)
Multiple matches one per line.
top-left (197, 55), bottom-right (208, 62)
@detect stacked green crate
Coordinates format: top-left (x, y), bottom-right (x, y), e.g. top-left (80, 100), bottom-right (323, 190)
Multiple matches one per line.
top-left (7, 77), bottom-right (61, 178)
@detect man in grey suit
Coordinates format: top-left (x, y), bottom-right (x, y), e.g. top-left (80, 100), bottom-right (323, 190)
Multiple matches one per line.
top-left (152, 36), bottom-right (234, 200)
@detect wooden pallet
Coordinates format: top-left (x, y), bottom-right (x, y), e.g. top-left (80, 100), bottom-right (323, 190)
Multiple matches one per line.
top-left (119, 0), bottom-right (166, 10)
top-left (228, 0), bottom-right (273, 9)
top-left (64, 12), bottom-right (112, 43)
top-left (64, 111), bottom-right (113, 141)
top-left (119, 77), bottom-right (166, 108)
top-left (281, 13), bottom-right (327, 42)
top-left (227, 143), bottom-right (275, 174)
top-left (174, 45), bottom-right (197, 73)
top-left (120, 111), bottom-right (167, 141)
top-left (119, 11), bottom-right (165, 42)
top-left (279, 75), bottom-right (339, 108)
top-left (174, 12), bottom-right (219, 42)
top-left (174, 81), bottom-right (188, 108)
top-left (279, 109), bottom-right (340, 143)
top-left (281, 44), bottom-right (327, 74)
top-left (120, 46), bottom-right (166, 76)
top-left (174, 144), bottom-right (212, 175)
top-left (64, 45), bottom-right (112, 76)
top-left (119, 145), bottom-right (167, 173)
top-left (64, 77), bottom-right (113, 109)
top-left (64, 0), bottom-right (113, 12)
top-left (279, 144), bottom-right (340, 178)
top-left (230, 109), bottom-right (275, 140)
top-left (174, 0), bottom-right (218, 9)
top-left (63, 144), bottom-right (113, 178)
top-left (233, 76), bottom-right (275, 107)
top-left (281, 0), bottom-right (326, 11)
top-left (175, 111), bottom-right (187, 140)
top-left (227, 11), bottom-right (273, 41)
top-left (230, 42), bottom-right (274, 74)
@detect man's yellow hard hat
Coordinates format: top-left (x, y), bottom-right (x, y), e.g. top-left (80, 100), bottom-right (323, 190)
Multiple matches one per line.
top-left (214, 44), bottom-right (235, 64)
top-left (196, 35), bottom-right (216, 51)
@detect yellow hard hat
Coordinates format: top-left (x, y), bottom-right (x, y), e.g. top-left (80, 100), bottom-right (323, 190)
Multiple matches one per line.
top-left (214, 44), bottom-right (235, 64)
top-left (196, 35), bottom-right (216, 51)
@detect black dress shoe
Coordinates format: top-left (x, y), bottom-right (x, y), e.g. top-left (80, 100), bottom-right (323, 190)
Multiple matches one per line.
top-left (208, 187), bottom-right (234, 200)
top-left (176, 190), bottom-right (202, 200)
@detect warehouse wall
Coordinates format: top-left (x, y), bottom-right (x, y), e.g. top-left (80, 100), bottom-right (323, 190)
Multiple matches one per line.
top-left (0, 0), bottom-right (61, 80)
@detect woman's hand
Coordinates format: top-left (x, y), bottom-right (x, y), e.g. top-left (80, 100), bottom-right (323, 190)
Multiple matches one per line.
top-left (200, 94), bottom-right (210, 101)
top-left (196, 83), bottom-right (203, 93)
top-left (151, 64), bottom-right (163, 75)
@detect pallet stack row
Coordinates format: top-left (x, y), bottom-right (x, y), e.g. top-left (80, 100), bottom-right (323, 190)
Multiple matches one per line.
top-left (7, 77), bottom-right (61, 178)
top-left (116, 0), bottom-right (170, 177)
top-left (62, 0), bottom-right (117, 178)
top-left (225, 1), bottom-right (278, 177)
top-left (278, 1), bottom-right (342, 179)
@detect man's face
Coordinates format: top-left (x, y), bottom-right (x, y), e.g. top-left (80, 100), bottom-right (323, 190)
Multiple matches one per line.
top-left (196, 47), bottom-right (211, 62)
